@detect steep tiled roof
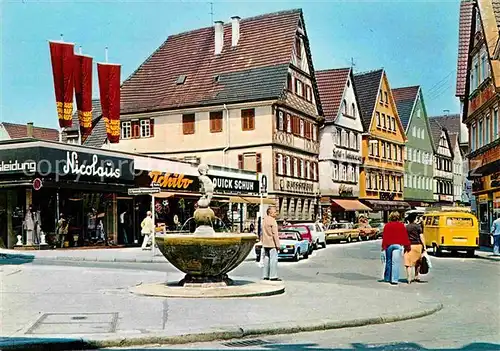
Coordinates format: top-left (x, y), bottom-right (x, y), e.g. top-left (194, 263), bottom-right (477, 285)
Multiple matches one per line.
top-left (449, 132), bottom-right (459, 151)
top-left (456, 1), bottom-right (474, 98)
top-left (429, 118), bottom-right (444, 151)
top-left (392, 86), bottom-right (420, 131)
top-left (84, 116), bottom-right (107, 148)
top-left (120, 9), bottom-right (302, 114)
top-left (429, 114), bottom-right (461, 135)
top-left (2, 122), bottom-right (59, 141)
top-left (315, 68), bottom-right (350, 122)
top-left (353, 69), bottom-right (383, 130)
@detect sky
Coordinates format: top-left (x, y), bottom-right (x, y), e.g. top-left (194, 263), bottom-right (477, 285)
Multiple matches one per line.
top-left (1, 0), bottom-right (461, 129)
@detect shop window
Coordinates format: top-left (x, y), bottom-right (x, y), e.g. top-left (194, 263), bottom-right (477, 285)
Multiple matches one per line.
top-left (140, 119), bottom-right (151, 138)
top-left (241, 109), bottom-right (255, 131)
top-left (210, 111), bottom-right (223, 133)
top-left (121, 121), bottom-right (131, 139)
top-left (182, 114), bottom-right (195, 135)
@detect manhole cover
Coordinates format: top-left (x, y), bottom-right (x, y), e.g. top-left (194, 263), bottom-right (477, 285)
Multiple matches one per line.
top-left (26, 313), bottom-right (118, 335)
top-left (222, 339), bottom-right (272, 347)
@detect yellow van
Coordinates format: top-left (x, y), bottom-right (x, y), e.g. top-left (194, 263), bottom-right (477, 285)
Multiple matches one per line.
top-left (422, 211), bottom-right (479, 257)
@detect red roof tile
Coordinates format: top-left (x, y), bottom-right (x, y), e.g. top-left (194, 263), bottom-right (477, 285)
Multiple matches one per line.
top-left (120, 9), bottom-right (302, 114)
top-left (456, 1), bottom-right (474, 98)
top-left (392, 86), bottom-right (419, 103)
top-left (315, 68), bottom-right (350, 122)
top-left (2, 122), bottom-right (59, 141)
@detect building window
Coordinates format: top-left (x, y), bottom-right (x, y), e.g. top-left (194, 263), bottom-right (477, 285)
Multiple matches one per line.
top-left (140, 119), bottom-right (151, 138)
top-left (366, 172), bottom-right (372, 189)
top-left (349, 132), bottom-right (356, 149)
top-left (412, 126), bottom-right (416, 137)
top-left (286, 113), bottom-right (292, 133)
top-left (209, 111), bottom-right (223, 133)
top-left (293, 157), bottom-right (298, 177)
top-left (277, 154), bottom-right (283, 174)
top-left (471, 123), bottom-right (476, 150)
top-left (241, 108), bottom-right (255, 131)
top-left (479, 119), bottom-right (483, 147)
top-left (295, 79), bottom-right (304, 97)
top-left (486, 114), bottom-right (491, 144)
top-left (339, 163), bottom-right (347, 181)
top-left (287, 73), bottom-right (293, 91)
top-left (384, 91), bottom-right (388, 104)
top-left (351, 103), bottom-right (356, 117)
top-left (239, 153), bottom-right (262, 172)
top-left (121, 121), bottom-right (131, 139)
top-left (306, 86), bottom-right (312, 102)
top-left (341, 100), bottom-right (347, 115)
top-left (386, 143), bottom-right (391, 159)
top-left (332, 163), bottom-right (339, 181)
top-left (386, 115), bottom-right (391, 130)
top-left (341, 129), bottom-right (348, 148)
top-left (494, 109), bottom-right (499, 140)
top-left (182, 113), bottom-right (195, 135)
top-left (295, 36), bottom-right (302, 59)
top-left (379, 89), bottom-right (383, 103)
top-left (286, 156), bottom-right (291, 176)
top-left (481, 55), bottom-right (487, 81)
top-left (277, 110), bottom-right (284, 131)
top-left (300, 119), bottom-right (305, 137)
top-left (347, 165), bottom-right (355, 182)
top-left (376, 112), bottom-right (381, 127)
top-left (306, 161), bottom-right (310, 179)
top-left (391, 117), bottom-right (396, 131)
top-left (300, 159), bottom-right (304, 178)
top-left (335, 128), bottom-right (341, 146)
top-left (382, 114), bottom-right (386, 129)
top-left (312, 124), bottom-right (317, 141)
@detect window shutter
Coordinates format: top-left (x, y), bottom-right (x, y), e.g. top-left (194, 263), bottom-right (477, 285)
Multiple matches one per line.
top-left (305, 122), bottom-right (311, 139)
top-left (293, 116), bottom-right (299, 135)
top-left (256, 153), bottom-right (262, 173)
top-left (132, 121), bottom-right (140, 138)
top-left (249, 110), bottom-right (255, 130)
top-left (238, 154), bottom-right (243, 169)
top-left (150, 119), bottom-right (155, 137)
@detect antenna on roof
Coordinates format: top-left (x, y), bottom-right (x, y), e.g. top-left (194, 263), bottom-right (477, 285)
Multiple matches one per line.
top-left (209, 2), bottom-right (214, 25)
top-left (350, 57), bottom-right (356, 72)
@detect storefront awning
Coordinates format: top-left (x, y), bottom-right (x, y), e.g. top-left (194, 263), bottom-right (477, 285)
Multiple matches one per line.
top-left (331, 199), bottom-right (371, 212)
top-left (229, 196), bottom-right (276, 205)
top-left (364, 200), bottom-right (411, 211)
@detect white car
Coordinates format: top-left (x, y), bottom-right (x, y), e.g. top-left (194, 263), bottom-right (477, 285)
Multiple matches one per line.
top-left (296, 222), bottom-right (327, 249)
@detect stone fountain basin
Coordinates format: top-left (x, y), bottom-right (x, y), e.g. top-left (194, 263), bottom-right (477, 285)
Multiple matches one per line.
top-left (155, 233), bottom-right (258, 278)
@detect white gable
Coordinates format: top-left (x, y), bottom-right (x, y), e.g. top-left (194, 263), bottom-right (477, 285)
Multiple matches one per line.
top-left (334, 77), bottom-right (364, 133)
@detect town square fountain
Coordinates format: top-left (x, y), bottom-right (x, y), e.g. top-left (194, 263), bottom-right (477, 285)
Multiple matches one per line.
top-left (131, 164), bottom-right (285, 298)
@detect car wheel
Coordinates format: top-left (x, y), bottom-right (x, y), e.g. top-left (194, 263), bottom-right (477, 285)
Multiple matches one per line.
top-left (256, 254), bottom-right (260, 262)
top-left (346, 236), bottom-right (352, 243)
top-left (432, 244), bottom-right (441, 257)
top-left (308, 245), bottom-right (313, 255)
top-left (293, 249), bottom-right (300, 262)
top-left (313, 240), bottom-right (318, 250)
top-left (321, 240), bottom-right (327, 248)
top-left (303, 250), bottom-right (309, 259)
top-left (466, 249), bottom-right (475, 258)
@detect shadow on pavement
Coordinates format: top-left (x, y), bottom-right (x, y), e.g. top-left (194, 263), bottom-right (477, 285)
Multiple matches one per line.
top-left (1, 338), bottom-right (499, 351)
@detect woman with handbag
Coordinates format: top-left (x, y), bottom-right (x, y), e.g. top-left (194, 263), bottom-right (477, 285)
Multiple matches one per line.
top-left (404, 213), bottom-right (426, 283)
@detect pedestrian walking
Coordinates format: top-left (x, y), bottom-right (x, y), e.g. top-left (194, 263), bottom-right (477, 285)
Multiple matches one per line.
top-left (490, 213), bottom-right (500, 256)
top-left (119, 209), bottom-right (129, 245)
top-left (261, 206), bottom-right (281, 281)
top-left (404, 213), bottom-right (426, 283)
top-left (141, 211), bottom-right (154, 250)
top-left (381, 211), bottom-right (410, 285)
top-left (56, 214), bottom-right (68, 248)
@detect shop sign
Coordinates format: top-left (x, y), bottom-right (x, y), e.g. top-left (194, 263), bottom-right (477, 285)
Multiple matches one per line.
top-left (275, 176), bottom-right (315, 194)
top-left (439, 194), bottom-right (454, 202)
top-left (380, 192), bottom-right (395, 201)
top-left (0, 146), bottom-right (135, 181)
top-left (469, 144), bottom-right (500, 175)
top-left (211, 176), bottom-right (259, 194)
top-left (331, 148), bottom-right (362, 164)
top-left (338, 184), bottom-right (354, 197)
top-left (149, 171), bottom-right (195, 189)
top-left (128, 187), bottom-right (161, 195)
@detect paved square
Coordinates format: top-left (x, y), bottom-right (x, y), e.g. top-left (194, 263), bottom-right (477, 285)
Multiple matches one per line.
top-left (26, 312), bottom-right (118, 334)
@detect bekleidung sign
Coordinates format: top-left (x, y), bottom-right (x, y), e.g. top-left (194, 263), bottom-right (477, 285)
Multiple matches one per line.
top-left (0, 146), bottom-right (135, 182)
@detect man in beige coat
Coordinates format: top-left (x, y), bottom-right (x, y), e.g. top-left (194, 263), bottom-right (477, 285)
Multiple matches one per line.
top-left (261, 207), bottom-right (281, 281)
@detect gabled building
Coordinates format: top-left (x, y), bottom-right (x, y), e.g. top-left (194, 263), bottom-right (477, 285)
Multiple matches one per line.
top-left (430, 114), bottom-right (469, 205)
top-left (456, 0), bottom-right (500, 241)
top-left (393, 86), bottom-right (435, 208)
top-left (93, 9), bottom-right (323, 223)
top-left (353, 69), bottom-right (409, 217)
top-left (0, 122), bottom-right (59, 142)
top-left (429, 119), bottom-right (454, 205)
top-left (316, 67), bottom-right (370, 222)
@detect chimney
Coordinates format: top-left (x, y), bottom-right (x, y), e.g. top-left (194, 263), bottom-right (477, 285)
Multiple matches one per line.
top-left (214, 21), bottom-right (224, 55)
top-left (27, 122), bottom-right (34, 138)
top-left (231, 16), bottom-right (240, 47)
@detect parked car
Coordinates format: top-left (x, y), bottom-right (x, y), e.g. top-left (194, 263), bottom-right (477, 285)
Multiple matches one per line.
top-left (282, 225), bottom-right (314, 254)
top-left (295, 222), bottom-right (327, 249)
top-left (255, 229), bottom-right (310, 262)
top-left (355, 223), bottom-right (378, 241)
top-left (324, 222), bottom-right (359, 243)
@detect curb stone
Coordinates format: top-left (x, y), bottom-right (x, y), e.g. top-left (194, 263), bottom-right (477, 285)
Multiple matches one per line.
top-left (0, 303), bottom-right (443, 350)
top-left (0, 253), bottom-right (166, 264)
top-left (475, 254), bottom-right (500, 262)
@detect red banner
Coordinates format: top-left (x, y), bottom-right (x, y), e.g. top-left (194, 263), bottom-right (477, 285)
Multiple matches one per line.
top-left (49, 41), bottom-right (75, 128)
top-left (97, 63), bottom-right (121, 143)
top-left (74, 54), bottom-right (93, 138)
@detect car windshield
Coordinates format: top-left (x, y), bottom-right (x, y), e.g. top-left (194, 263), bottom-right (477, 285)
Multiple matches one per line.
top-left (286, 226), bottom-right (308, 234)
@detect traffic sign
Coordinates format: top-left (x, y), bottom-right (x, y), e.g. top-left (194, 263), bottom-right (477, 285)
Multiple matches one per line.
top-left (33, 178), bottom-right (43, 191)
top-left (259, 174), bottom-right (268, 194)
top-left (128, 187), bottom-right (161, 196)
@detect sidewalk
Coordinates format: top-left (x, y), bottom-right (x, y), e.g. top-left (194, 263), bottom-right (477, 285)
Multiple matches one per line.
top-left (476, 247), bottom-right (500, 262)
top-left (0, 260), bottom-right (442, 350)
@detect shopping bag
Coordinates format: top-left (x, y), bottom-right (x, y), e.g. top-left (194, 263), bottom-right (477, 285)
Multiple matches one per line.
top-left (380, 250), bottom-right (386, 280)
top-left (257, 248), bottom-right (264, 268)
top-left (420, 255), bottom-right (429, 274)
top-left (422, 251), bottom-right (432, 269)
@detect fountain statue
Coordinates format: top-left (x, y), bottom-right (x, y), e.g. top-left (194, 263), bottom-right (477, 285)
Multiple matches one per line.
top-left (155, 164), bottom-right (258, 287)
